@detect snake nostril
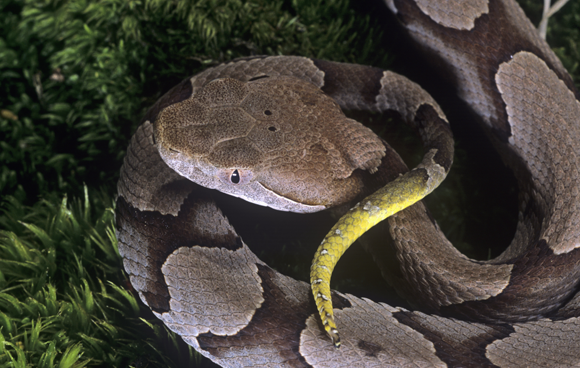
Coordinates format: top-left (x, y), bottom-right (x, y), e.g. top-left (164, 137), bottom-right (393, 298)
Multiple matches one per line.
top-left (268, 126), bottom-right (277, 131)
top-left (264, 110), bottom-right (272, 116)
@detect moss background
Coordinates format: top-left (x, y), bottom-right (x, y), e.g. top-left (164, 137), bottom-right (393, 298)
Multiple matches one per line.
top-left (0, 0), bottom-right (578, 367)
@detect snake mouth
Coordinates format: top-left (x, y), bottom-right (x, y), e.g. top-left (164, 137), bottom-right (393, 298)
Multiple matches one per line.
top-left (253, 181), bottom-right (328, 213)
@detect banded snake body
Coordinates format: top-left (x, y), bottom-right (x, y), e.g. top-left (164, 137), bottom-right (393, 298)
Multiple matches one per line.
top-left (116, 0), bottom-right (580, 366)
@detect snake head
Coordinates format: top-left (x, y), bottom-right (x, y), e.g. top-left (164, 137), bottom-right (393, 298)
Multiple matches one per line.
top-left (153, 76), bottom-right (385, 213)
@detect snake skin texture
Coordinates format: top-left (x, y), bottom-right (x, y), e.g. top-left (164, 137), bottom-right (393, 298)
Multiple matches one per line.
top-left (116, 0), bottom-right (580, 366)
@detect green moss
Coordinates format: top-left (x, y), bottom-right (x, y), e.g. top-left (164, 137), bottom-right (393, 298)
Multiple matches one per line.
top-left (0, 187), bottom-right (201, 367)
top-left (516, 0), bottom-right (579, 84)
top-left (546, 0), bottom-right (580, 84)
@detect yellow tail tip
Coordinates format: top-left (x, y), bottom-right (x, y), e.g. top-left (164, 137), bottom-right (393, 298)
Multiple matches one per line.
top-left (327, 327), bottom-right (341, 348)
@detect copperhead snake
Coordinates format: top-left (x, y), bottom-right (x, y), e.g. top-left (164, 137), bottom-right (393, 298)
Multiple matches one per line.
top-left (115, 0), bottom-right (580, 366)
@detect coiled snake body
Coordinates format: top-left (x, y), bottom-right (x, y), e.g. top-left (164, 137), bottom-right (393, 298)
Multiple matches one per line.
top-left (116, 0), bottom-right (580, 366)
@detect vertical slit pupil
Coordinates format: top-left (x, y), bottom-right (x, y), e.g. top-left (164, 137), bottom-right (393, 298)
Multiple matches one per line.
top-left (231, 170), bottom-right (240, 184)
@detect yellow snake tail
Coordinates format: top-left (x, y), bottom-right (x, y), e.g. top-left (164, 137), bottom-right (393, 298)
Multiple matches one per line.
top-left (310, 149), bottom-right (447, 348)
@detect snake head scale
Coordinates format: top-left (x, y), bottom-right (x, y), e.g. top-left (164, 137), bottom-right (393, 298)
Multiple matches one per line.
top-left (153, 75), bottom-right (386, 214)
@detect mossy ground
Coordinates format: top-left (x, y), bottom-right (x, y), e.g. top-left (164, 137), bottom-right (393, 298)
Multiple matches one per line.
top-left (1, 0), bottom-right (578, 367)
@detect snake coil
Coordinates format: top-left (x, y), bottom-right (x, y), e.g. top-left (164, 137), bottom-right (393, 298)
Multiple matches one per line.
top-left (116, 0), bottom-right (580, 366)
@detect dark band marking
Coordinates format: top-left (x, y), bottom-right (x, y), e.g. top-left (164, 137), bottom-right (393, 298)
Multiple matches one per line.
top-left (116, 190), bottom-right (241, 313)
top-left (393, 0), bottom-right (577, 141)
top-left (313, 59), bottom-right (384, 108)
top-left (198, 264), bottom-right (314, 367)
top-left (197, 264), bottom-right (354, 365)
top-left (440, 242), bottom-right (580, 322)
top-left (392, 310), bottom-right (513, 368)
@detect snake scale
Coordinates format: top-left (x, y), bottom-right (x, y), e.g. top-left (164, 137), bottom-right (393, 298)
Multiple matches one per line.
top-left (115, 0), bottom-right (580, 367)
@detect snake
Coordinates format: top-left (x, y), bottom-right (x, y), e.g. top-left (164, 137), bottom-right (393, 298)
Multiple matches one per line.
top-left (115, 0), bottom-right (580, 367)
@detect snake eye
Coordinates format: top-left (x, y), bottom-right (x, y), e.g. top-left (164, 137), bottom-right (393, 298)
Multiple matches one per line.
top-left (230, 170), bottom-right (240, 184)
top-left (217, 168), bottom-right (253, 186)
